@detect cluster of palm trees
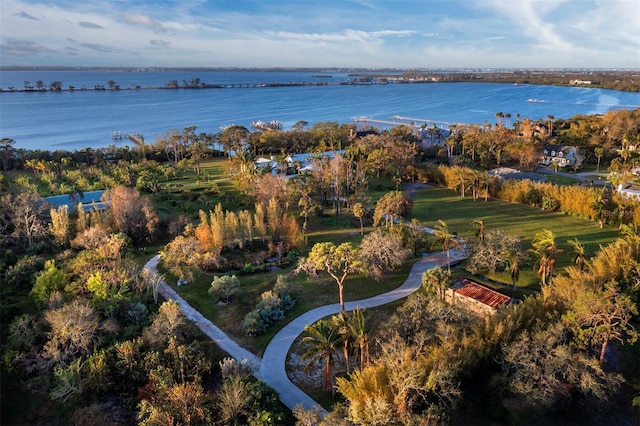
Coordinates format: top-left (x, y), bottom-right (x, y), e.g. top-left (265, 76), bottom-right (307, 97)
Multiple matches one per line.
top-left (301, 308), bottom-right (369, 393)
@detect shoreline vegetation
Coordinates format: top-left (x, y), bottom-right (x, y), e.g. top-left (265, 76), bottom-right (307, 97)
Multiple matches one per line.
top-left (1, 68), bottom-right (639, 92)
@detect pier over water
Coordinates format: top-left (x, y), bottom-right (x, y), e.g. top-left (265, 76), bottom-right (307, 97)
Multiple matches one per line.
top-left (353, 115), bottom-right (459, 131)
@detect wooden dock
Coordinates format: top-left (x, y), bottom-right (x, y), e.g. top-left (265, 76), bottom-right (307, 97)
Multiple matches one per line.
top-left (128, 133), bottom-right (145, 145)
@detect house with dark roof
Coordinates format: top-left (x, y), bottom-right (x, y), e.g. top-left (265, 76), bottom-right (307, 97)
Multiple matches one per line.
top-left (445, 278), bottom-right (515, 316)
top-left (540, 144), bottom-right (579, 167)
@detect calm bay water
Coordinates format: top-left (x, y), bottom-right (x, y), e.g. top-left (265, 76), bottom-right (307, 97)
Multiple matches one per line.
top-left (1, 70), bottom-right (640, 151)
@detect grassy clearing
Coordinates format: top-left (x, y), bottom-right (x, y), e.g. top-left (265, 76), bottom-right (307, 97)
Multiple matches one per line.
top-left (411, 186), bottom-right (620, 288)
top-left (166, 257), bottom-right (413, 356)
top-left (543, 173), bottom-right (582, 185)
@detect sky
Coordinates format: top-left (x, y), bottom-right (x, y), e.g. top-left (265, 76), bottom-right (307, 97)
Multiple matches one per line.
top-left (1, 0), bottom-right (639, 69)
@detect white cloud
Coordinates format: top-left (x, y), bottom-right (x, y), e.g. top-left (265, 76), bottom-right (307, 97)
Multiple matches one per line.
top-left (0, 0), bottom-right (637, 68)
top-left (120, 13), bottom-right (166, 34)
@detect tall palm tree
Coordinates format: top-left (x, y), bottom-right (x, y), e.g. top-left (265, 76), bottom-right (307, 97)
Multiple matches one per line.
top-left (591, 188), bottom-right (609, 228)
top-left (331, 312), bottom-right (354, 374)
top-left (530, 229), bottom-right (557, 285)
top-left (594, 147), bottom-right (604, 172)
top-left (348, 307), bottom-right (370, 370)
top-left (302, 320), bottom-right (342, 392)
top-left (422, 266), bottom-right (451, 302)
top-left (567, 238), bottom-right (586, 271)
top-left (432, 220), bottom-right (461, 272)
top-left (509, 254), bottom-right (520, 292)
top-left (472, 219), bottom-right (485, 243)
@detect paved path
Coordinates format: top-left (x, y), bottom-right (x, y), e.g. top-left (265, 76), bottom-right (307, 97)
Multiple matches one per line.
top-left (144, 250), bottom-right (464, 414)
top-left (144, 256), bottom-right (262, 375)
top-left (260, 250), bottom-right (463, 414)
top-left (535, 165), bottom-right (609, 184)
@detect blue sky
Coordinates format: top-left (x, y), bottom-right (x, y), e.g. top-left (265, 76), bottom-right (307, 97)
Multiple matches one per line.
top-left (1, 0), bottom-right (639, 68)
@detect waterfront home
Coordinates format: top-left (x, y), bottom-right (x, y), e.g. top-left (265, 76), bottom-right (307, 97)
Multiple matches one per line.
top-left (540, 144), bottom-right (579, 167)
top-left (254, 150), bottom-right (345, 176)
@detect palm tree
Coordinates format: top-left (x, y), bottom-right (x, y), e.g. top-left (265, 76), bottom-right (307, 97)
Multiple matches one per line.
top-left (432, 220), bottom-right (461, 272)
top-left (453, 167), bottom-right (469, 199)
top-left (353, 203), bottom-right (365, 235)
top-left (591, 188), bottom-right (609, 228)
top-left (509, 255), bottom-right (520, 292)
top-left (233, 149), bottom-right (255, 175)
top-left (470, 170), bottom-right (483, 201)
top-left (348, 307), bottom-right (370, 370)
top-left (472, 219), bottom-right (485, 243)
top-left (331, 312), bottom-right (354, 374)
top-left (594, 147), bottom-right (604, 172)
top-left (302, 320), bottom-right (342, 392)
top-left (530, 229), bottom-right (557, 285)
top-left (547, 114), bottom-right (554, 137)
top-left (422, 266), bottom-right (451, 302)
top-left (619, 223), bottom-right (640, 243)
top-left (567, 238), bottom-right (586, 271)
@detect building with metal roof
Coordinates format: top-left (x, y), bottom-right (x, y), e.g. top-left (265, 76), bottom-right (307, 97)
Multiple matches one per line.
top-left (446, 277), bottom-right (515, 316)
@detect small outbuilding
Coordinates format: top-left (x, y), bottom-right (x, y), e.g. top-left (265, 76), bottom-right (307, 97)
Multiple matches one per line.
top-left (446, 278), bottom-right (514, 316)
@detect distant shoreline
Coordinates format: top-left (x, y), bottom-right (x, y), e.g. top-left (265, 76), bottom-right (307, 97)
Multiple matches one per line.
top-left (2, 68), bottom-right (638, 93)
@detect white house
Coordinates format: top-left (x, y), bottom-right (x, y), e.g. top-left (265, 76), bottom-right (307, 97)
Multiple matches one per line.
top-left (540, 144), bottom-right (580, 168)
top-left (254, 150), bottom-right (345, 176)
top-left (617, 183), bottom-right (640, 200)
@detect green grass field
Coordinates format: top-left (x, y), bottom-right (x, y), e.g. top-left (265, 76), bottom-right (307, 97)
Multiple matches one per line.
top-left (411, 186), bottom-right (620, 289)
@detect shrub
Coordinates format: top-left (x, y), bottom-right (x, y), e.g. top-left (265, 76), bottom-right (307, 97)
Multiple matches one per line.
top-left (541, 196), bottom-right (560, 211)
top-left (208, 275), bottom-right (240, 303)
top-left (242, 310), bottom-right (266, 336)
top-left (242, 287), bottom-right (296, 336)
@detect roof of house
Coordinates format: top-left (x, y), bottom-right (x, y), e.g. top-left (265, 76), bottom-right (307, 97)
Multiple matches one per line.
top-left (453, 278), bottom-right (512, 309)
top-left (543, 144), bottom-right (575, 155)
top-left (46, 190), bottom-right (109, 211)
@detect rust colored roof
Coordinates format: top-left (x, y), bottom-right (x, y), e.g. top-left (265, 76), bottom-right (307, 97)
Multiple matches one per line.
top-left (453, 278), bottom-right (511, 309)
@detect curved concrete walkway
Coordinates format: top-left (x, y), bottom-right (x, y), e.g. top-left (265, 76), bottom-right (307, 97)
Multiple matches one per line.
top-left (260, 250), bottom-right (461, 414)
top-left (144, 250), bottom-right (463, 414)
top-left (144, 256), bottom-right (262, 375)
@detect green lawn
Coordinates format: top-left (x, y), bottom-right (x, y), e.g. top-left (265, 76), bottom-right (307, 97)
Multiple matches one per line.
top-left (165, 258), bottom-right (413, 356)
top-left (543, 173), bottom-right (582, 185)
top-left (411, 186), bottom-right (620, 289)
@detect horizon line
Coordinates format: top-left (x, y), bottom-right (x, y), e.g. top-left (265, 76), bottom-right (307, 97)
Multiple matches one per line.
top-left (2, 66), bottom-right (639, 72)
